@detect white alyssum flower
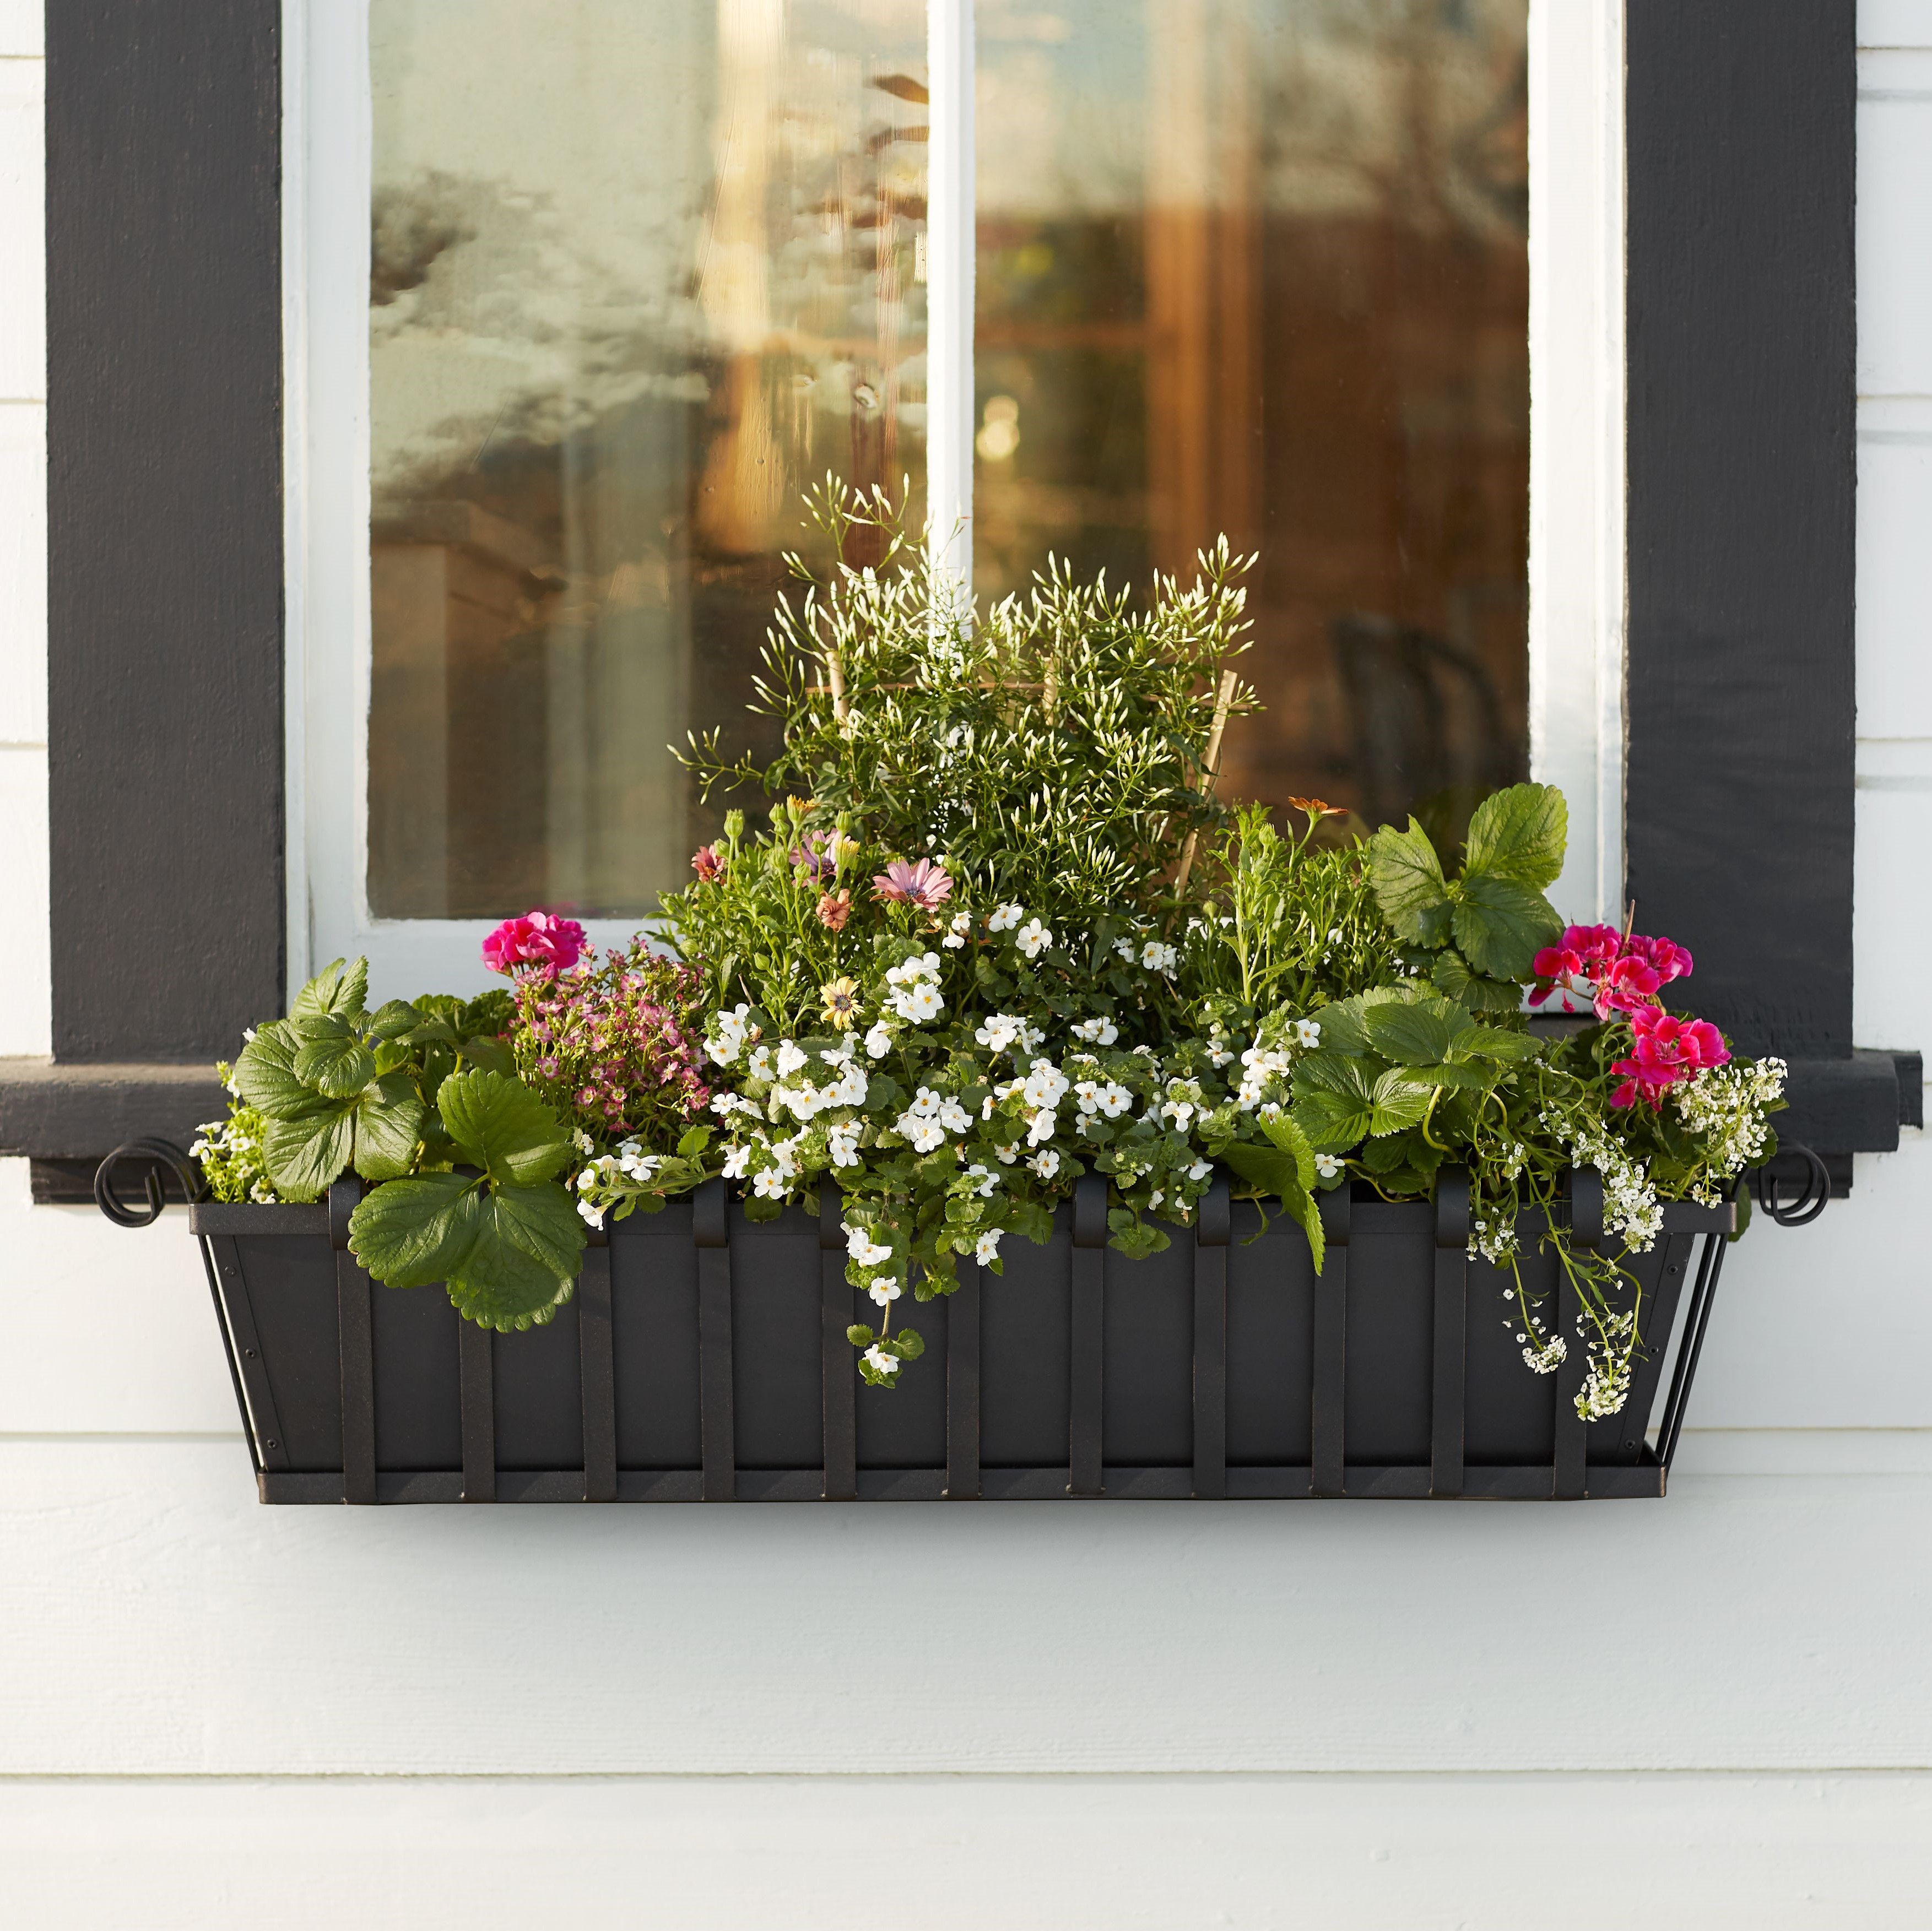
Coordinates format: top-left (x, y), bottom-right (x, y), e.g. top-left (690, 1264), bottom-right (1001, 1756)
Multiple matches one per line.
top-left (1071, 1016), bottom-right (1119, 1045)
top-left (1670, 1056), bottom-right (1788, 1178)
top-left (1016, 918), bottom-right (1054, 959)
top-left (1140, 940), bottom-right (1178, 975)
top-left (988, 903), bottom-right (1024, 933)
top-left (863, 1344), bottom-right (900, 1377)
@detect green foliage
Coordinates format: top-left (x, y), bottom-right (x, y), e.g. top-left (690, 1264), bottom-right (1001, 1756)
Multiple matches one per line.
top-left (191, 1063), bottom-right (277, 1205)
top-left (347, 1070), bottom-right (584, 1331)
top-left (682, 481), bottom-right (1259, 937)
top-left (1367, 783), bottom-right (1566, 996)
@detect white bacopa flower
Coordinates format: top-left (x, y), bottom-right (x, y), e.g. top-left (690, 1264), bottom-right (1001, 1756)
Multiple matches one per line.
top-left (1095, 1082), bottom-right (1134, 1119)
top-left (975, 1013), bottom-right (1027, 1054)
top-left (1114, 936), bottom-right (1137, 961)
top-left (745, 1044), bottom-right (774, 1082)
top-left (1029, 1148), bottom-right (1061, 1179)
top-left (1025, 1108), bottom-right (1059, 1147)
top-left (706, 1004), bottom-right (753, 1065)
top-left (752, 1167), bottom-right (789, 1200)
top-left (965, 1163), bottom-right (998, 1197)
top-left (572, 1128), bottom-right (596, 1154)
top-left (845, 1224), bottom-right (894, 1268)
top-left (863, 1344), bottom-right (900, 1376)
top-left (865, 1277), bottom-right (901, 1306)
top-left (1187, 1158), bottom-right (1213, 1182)
top-left (1295, 1018), bottom-right (1322, 1050)
top-left (988, 904), bottom-right (1024, 933)
top-left (827, 1062), bottom-right (869, 1106)
top-left (995, 1145), bottom-right (1019, 1164)
top-left (828, 1128), bottom-right (861, 1168)
top-left (1021, 1060), bottom-right (1070, 1110)
top-left (775, 1041), bottom-right (809, 1077)
top-left (577, 1168), bottom-right (598, 1192)
top-left (577, 1199), bottom-right (606, 1228)
top-left (1206, 1041), bottom-right (1235, 1068)
top-left (864, 1022), bottom-right (894, 1059)
top-left (1160, 1097), bottom-right (1195, 1130)
top-left (1314, 1152), bottom-right (1344, 1180)
top-left (722, 1145), bottom-right (754, 1179)
top-left (1140, 940), bottom-right (1178, 975)
top-left (1071, 1016), bottom-right (1119, 1046)
top-left (1016, 918), bottom-right (1054, 959)
top-left (974, 1229), bottom-right (1003, 1265)
top-left (890, 981), bottom-right (946, 1024)
top-left (938, 1098), bottom-right (973, 1136)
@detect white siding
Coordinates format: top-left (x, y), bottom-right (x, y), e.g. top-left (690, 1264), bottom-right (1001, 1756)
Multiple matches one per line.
top-left (2, 15), bottom-right (1930, 1925)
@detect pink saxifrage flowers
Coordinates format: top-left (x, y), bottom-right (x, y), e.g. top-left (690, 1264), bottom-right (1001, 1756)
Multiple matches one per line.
top-left (873, 856), bottom-right (953, 913)
top-left (481, 909), bottom-right (587, 978)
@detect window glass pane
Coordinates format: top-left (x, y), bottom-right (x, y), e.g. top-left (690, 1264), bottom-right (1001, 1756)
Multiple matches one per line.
top-left (369, 0), bottom-right (929, 918)
top-left (974, 0), bottom-right (1529, 839)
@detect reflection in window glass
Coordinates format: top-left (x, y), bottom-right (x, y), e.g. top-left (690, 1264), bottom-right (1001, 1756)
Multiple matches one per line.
top-left (368, 0), bottom-right (929, 918)
top-left (975, 0), bottom-right (1529, 839)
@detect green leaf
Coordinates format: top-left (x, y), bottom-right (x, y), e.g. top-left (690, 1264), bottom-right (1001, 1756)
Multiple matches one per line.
top-left (290, 957), bottom-right (369, 1022)
top-left (1291, 1091), bottom-right (1374, 1150)
top-left (291, 1016), bottom-right (378, 1099)
top-left (1396, 1060), bottom-right (1496, 1092)
top-left (262, 1100), bottom-right (358, 1201)
top-left (1363, 1000), bottom-right (1459, 1067)
top-left (1258, 1109), bottom-right (1318, 1193)
top-left (1451, 874), bottom-right (1562, 980)
top-left (354, 1072), bottom-right (426, 1182)
top-left (1282, 1178), bottom-right (1326, 1277)
top-left (348, 1172), bottom-right (483, 1288)
top-left (676, 1124), bottom-right (713, 1159)
top-left (1464, 782), bottom-right (1567, 888)
top-left (1221, 1140), bottom-right (1303, 1200)
top-left (1367, 819), bottom-right (1450, 945)
top-left (1368, 1070), bottom-right (1432, 1136)
top-left (1461, 1024), bottom-right (1541, 1062)
top-left (437, 1070), bottom-right (572, 1186)
top-left (1295, 1053), bottom-right (1380, 1099)
top-left (365, 999), bottom-right (420, 1043)
top-left (232, 1021), bottom-right (309, 1115)
top-left (459, 1035), bottom-right (515, 1078)
top-left (443, 1183), bottom-right (585, 1327)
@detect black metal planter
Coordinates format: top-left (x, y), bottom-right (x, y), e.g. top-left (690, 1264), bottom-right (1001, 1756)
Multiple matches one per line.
top-left (130, 1160), bottom-right (1734, 1505)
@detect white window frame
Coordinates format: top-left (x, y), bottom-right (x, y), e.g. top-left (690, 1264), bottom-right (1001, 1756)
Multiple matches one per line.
top-left (284, 0), bottom-right (1626, 1002)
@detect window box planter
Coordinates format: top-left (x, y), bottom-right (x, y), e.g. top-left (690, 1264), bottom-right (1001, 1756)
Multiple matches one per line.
top-left (165, 1169), bottom-right (1731, 1505)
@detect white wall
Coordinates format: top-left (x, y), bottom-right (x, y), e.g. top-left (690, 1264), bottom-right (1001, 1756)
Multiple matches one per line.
top-left (3, 8), bottom-right (1932, 1925)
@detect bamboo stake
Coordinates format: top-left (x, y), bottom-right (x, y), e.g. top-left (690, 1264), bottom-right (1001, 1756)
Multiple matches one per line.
top-left (1173, 667), bottom-right (1240, 896)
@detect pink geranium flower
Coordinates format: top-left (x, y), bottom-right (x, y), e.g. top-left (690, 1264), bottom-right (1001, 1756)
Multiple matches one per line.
top-left (1625, 932), bottom-right (1693, 984)
top-left (482, 910), bottom-right (587, 978)
top-left (873, 857), bottom-right (954, 913)
top-left (1592, 952), bottom-right (1662, 1019)
top-left (1609, 1006), bottom-right (1730, 1107)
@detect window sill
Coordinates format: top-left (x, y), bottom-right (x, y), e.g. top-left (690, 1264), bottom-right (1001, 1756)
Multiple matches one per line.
top-left (0, 1060), bottom-right (229, 1201)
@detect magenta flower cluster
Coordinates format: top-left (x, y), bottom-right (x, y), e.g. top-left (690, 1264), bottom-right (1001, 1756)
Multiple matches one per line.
top-left (507, 939), bottom-right (711, 1142)
top-left (481, 910), bottom-right (587, 978)
top-left (1529, 922), bottom-right (1728, 1108)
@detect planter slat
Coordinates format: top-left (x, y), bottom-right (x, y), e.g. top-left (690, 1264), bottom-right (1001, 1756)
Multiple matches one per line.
top-left (1069, 1177), bottom-right (1106, 1498)
top-left (1191, 1183), bottom-right (1230, 1501)
top-left (818, 1190), bottom-right (856, 1501)
top-left (181, 1176), bottom-right (1734, 1505)
top-left (578, 1243), bottom-right (617, 1504)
